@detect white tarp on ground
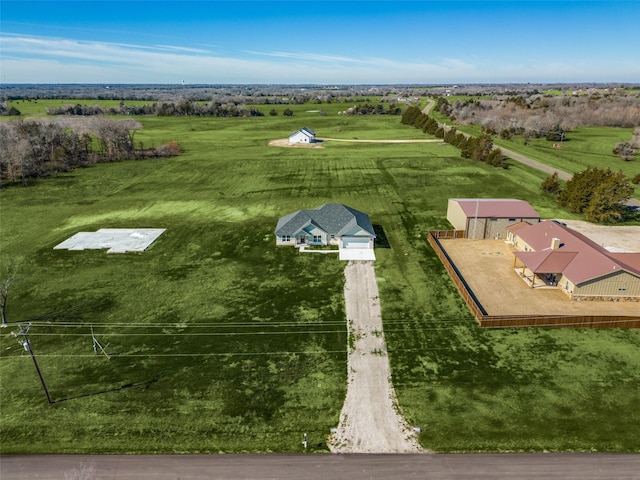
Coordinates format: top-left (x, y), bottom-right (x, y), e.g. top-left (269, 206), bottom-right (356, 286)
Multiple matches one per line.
top-left (339, 247), bottom-right (376, 261)
top-left (54, 228), bottom-right (166, 253)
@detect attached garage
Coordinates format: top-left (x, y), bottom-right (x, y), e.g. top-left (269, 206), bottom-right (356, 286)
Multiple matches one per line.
top-left (342, 237), bottom-right (371, 249)
top-left (340, 236), bottom-right (375, 260)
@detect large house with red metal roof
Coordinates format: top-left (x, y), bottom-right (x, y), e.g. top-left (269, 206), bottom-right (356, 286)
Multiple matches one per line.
top-left (447, 198), bottom-right (541, 239)
top-left (507, 220), bottom-right (640, 300)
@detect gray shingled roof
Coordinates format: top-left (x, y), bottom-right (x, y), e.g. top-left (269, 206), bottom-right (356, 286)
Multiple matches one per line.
top-left (288, 127), bottom-right (316, 138)
top-left (275, 203), bottom-right (376, 237)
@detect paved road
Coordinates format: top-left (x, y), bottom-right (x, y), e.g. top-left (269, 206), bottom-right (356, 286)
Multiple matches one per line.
top-left (492, 146), bottom-right (640, 208)
top-left (2, 453), bottom-right (640, 479)
top-left (499, 146), bottom-right (572, 180)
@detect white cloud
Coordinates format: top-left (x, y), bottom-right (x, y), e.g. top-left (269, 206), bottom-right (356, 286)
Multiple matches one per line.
top-left (1, 33), bottom-right (638, 84)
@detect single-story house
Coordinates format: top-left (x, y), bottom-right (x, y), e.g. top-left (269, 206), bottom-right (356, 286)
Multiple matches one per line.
top-left (447, 198), bottom-right (541, 239)
top-left (507, 220), bottom-right (640, 300)
top-left (288, 127), bottom-right (316, 144)
top-left (275, 203), bottom-right (376, 260)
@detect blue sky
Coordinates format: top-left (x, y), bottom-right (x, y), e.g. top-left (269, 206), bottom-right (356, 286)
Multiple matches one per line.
top-left (1, 1), bottom-right (639, 84)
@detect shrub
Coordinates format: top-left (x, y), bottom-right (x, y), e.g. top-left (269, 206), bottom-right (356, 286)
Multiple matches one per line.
top-left (541, 172), bottom-right (561, 194)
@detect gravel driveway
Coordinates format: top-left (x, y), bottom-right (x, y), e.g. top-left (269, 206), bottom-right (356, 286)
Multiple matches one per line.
top-left (328, 261), bottom-right (424, 453)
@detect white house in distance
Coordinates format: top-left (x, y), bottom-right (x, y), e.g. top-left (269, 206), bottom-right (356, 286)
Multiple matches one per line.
top-left (288, 127), bottom-right (316, 144)
top-left (447, 198), bottom-right (541, 239)
top-left (275, 203), bottom-right (376, 260)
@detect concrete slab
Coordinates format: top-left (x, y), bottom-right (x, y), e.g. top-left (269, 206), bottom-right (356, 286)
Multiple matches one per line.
top-left (54, 228), bottom-right (166, 253)
top-left (339, 247), bottom-right (376, 261)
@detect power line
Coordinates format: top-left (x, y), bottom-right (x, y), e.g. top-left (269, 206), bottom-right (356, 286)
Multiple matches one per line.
top-left (2, 350), bottom-right (348, 358)
top-left (6, 317), bottom-right (476, 329)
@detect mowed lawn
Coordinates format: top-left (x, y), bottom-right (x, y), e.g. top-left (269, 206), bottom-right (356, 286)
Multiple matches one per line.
top-left (1, 108), bottom-right (639, 453)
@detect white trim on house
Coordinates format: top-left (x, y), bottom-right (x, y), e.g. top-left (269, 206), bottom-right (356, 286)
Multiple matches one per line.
top-left (288, 127), bottom-right (316, 144)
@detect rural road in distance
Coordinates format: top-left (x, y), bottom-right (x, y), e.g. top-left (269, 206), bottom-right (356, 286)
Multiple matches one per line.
top-left (2, 453), bottom-right (640, 479)
top-left (422, 100), bottom-right (640, 209)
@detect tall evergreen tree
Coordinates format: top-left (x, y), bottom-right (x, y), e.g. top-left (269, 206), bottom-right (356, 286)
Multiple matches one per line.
top-left (558, 167), bottom-right (633, 223)
top-left (541, 172), bottom-right (561, 194)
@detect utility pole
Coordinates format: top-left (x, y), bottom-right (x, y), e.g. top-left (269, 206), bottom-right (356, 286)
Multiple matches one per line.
top-left (472, 198), bottom-right (479, 240)
top-left (13, 323), bottom-right (53, 404)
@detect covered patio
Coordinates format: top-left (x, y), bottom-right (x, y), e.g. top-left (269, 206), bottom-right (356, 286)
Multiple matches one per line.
top-left (512, 250), bottom-right (576, 289)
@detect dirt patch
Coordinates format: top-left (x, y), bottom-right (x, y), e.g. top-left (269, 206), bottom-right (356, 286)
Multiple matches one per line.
top-left (321, 138), bottom-right (444, 144)
top-left (440, 239), bottom-right (640, 317)
top-left (553, 220), bottom-right (640, 252)
top-left (268, 137), bottom-right (444, 148)
top-left (268, 138), bottom-right (324, 148)
top-left (328, 261), bottom-right (424, 453)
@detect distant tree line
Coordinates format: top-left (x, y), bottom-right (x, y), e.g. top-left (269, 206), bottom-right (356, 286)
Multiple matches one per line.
top-left (45, 101), bottom-right (266, 117)
top-left (341, 103), bottom-right (402, 115)
top-left (0, 118), bottom-right (180, 187)
top-left (4, 83), bottom-right (637, 105)
top-left (541, 167), bottom-right (635, 223)
top-left (440, 92), bottom-right (640, 137)
top-left (44, 100), bottom-right (403, 118)
top-left (435, 94), bottom-right (639, 162)
top-left (401, 105), bottom-right (506, 168)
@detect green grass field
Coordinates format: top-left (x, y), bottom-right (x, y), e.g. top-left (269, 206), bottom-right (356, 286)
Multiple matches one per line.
top-left (424, 106), bottom-right (639, 203)
top-left (6, 98), bottom-right (153, 116)
top-left (495, 126), bottom-right (640, 190)
top-left (1, 106), bottom-right (639, 453)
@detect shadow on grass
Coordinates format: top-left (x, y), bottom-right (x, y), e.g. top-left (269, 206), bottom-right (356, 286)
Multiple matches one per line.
top-left (53, 377), bottom-right (159, 404)
top-left (373, 224), bottom-right (391, 249)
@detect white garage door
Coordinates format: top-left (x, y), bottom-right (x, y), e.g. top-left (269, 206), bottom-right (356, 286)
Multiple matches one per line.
top-left (343, 237), bottom-right (370, 249)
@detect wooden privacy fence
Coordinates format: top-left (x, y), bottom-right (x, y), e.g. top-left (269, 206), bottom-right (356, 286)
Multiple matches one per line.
top-left (427, 231), bottom-right (487, 319)
top-left (480, 314), bottom-right (640, 329)
top-left (430, 230), bottom-right (465, 239)
top-left (427, 231), bottom-right (640, 329)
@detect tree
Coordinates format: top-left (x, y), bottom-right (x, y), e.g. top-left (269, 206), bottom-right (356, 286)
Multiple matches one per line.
top-left (283, 108), bottom-right (294, 117)
top-left (0, 257), bottom-right (24, 326)
top-left (541, 171), bottom-right (561, 194)
top-left (269, 109), bottom-right (278, 116)
top-left (631, 127), bottom-right (640, 149)
top-left (485, 148), bottom-right (507, 168)
top-left (558, 167), bottom-right (634, 223)
top-left (613, 141), bottom-right (635, 161)
top-left (95, 118), bottom-right (136, 161)
top-left (461, 133), bottom-right (494, 162)
top-left (546, 125), bottom-right (565, 142)
top-left (401, 105), bottom-right (422, 125)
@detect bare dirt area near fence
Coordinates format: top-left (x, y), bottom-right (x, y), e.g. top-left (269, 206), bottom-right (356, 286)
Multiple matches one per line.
top-left (440, 239), bottom-right (640, 317)
top-left (327, 261), bottom-right (424, 454)
top-left (553, 220), bottom-right (640, 252)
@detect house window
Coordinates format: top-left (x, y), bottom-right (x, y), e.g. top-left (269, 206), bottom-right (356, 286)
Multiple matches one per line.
top-left (508, 218), bottom-right (516, 222)
top-left (618, 288), bottom-right (627, 292)
top-left (313, 235), bottom-right (322, 243)
top-left (282, 235), bottom-right (291, 242)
